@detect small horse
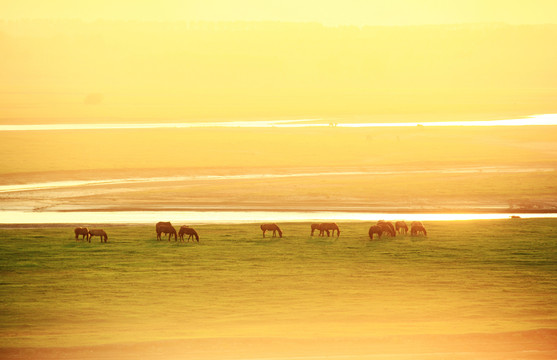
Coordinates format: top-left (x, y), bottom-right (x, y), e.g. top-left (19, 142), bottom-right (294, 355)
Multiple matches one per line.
top-left (377, 220), bottom-right (396, 237)
top-left (261, 223), bottom-right (282, 238)
top-left (368, 225), bottom-right (383, 239)
top-left (411, 224), bottom-right (427, 236)
top-left (156, 221), bottom-right (177, 241)
top-left (310, 223), bottom-right (322, 236)
top-left (179, 225), bottom-right (199, 242)
top-left (88, 229), bottom-right (108, 242)
top-left (319, 223), bottom-right (340, 237)
top-left (74, 227), bottom-right (89, 241)
top-left (395, 221), bottom-right (408, 235)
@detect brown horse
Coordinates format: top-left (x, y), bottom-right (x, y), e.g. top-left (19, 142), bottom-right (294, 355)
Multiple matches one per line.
top-left (411, 224), bottom-right (427, 236)
top-left (377, 220), bottom-right (396, 237)
top-left (319, 223), bottom-right (340, 237)
top-left (179, 225), bottom-right (199, 242)
top-left (310, 223), bottom-right (322, 236)
top-left (74, 227), bottom-right (89, 241)
top-left (395, 221), bottom-right (408, 235)
top-left (88, 229), bottom-right (108, 242)
top-left (368, 225), bottom-right (383, 239)
top-left (156, 221), bottom-right (177, 241)
top-left (261, 223), bottom-right (282, 238)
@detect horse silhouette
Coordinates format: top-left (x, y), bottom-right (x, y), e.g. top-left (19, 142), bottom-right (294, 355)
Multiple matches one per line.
top-left (395, 221), bottom-right (408, 235)
top-left (260, 223), bottom-right (282, 238)
top-left (368, 225), bottom-right (383, 239)
top-left (411, 224), bottom-right (427, 236)
top-left (179, 225), bottom-right (199, 242)
top-left (88, 229), bottom-right (108, 242)
top-left (319, 223), bottom-right (341, 237)
top-left (74, 227), bottom-right (89, 241)
top-left (156, 221), bottom-right (177, 241)
top-left (377, 220), bottom-right (396, 237)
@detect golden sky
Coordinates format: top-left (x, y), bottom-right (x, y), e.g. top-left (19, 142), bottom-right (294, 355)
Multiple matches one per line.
top-left (1, 0), bottom-right (556, 25)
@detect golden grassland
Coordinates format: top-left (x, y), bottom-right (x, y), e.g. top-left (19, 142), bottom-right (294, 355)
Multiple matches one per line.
top-left (0, 220), bottom-right (556, 359)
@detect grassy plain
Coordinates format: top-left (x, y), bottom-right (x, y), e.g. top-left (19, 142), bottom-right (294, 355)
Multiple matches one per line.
top-left (1, 220), bottom-right (556, 359)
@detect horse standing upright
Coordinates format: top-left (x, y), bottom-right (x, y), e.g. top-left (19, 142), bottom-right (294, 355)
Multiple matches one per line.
top-left (179, 225), bottom-right (199, 242)
top-left (74, 227), bottom-right (89, 241)
top-left (88, 229), bottom-right (108, 243)
top-left (260, 223), bottom-right (282, 238)
top-left (310, 223), bottom-right (322, 236)
top-left (156, 221), bottom-right (177, 241)
top-left (395, 221), bottom-right (408, 235)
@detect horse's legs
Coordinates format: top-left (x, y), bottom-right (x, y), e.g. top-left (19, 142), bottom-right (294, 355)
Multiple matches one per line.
top-left (262, 230), bottom-right (266, 238)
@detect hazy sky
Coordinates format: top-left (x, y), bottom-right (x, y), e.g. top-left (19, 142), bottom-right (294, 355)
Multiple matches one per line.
top-left (1, 0), bottom-right (556, 26)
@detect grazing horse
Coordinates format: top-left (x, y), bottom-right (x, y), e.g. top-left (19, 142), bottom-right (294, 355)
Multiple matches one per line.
top-left (377, 220), bottom-right (396, 237)
top-left (261, 223), bottom-right (282, 238)
top-left (310, 223), bottom-right (322, 236)
top-left (319, 223), bottom-right (341, 237)
top-left (368, 225), bottom-right (383, 239)
top-left (88, 229), bottom-right (108, 242)
top-left (74, 227), bottom-right (89, 241)
top-left (395, 221), bottom-right (408, 235)
top-left (156, 221), bottom-right (177, 241)
top-left (179, 226), bottom-right (199, 242)
top-left (411, 224), bottom-right (427, 236)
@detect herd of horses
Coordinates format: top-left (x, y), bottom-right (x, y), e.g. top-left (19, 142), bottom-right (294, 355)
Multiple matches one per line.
top-left (74, 220), bottom-right (427, 243)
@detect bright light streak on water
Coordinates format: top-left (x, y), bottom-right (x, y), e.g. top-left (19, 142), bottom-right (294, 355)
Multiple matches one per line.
top-left (0, 167), bottom-right (553, 193)
top-left (0, 210), bottom-right (555, 224)
top-left (1, 114), bottom-right (556, 131)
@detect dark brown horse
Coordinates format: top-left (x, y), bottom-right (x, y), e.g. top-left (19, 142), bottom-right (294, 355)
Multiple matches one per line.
top-left (261, 223), bottom-right (282, 238)
top-left (74, 227), bottom-right (89, 241)
top-left (319, 223), bottom-right (340, 237)
top-left (377, 220), bottom-right (396, 237)
top-left (88, 229), bottom-right (108, 242)
top-left (395, 221), bottom-right (408, 235)
top-left (179, 225), bottom-right (199, 242)
top-left (368, 225), bottom-right (383, 239)
top-left (156, 221), bottom-right (177, 241)
top-left (411, 224), bottom-right (427, 236)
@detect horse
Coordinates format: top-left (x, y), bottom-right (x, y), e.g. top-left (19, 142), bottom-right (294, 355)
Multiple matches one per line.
top-left (377, 220), bottom-right (396, 237)
top-left (310, 223), bottom-right (322, 236)
top-left (88, 229), bottom-right (108, 242)
top-left (260, 223), bottom-right (282, 238)
top-left (319, 223), bottom-right (340, 237)
top-left (395, 221), bottom-right (408, 235)
top-left (156, 221), bottom-right (177, 241)
top-left (368, 225), bottom-right (383, 239)
top-left (74, 227), bottom-right (89, 241)
top-left (411, 224), bottom-right (427, 236)
top-left (179, 225), bottom-right (199, 242)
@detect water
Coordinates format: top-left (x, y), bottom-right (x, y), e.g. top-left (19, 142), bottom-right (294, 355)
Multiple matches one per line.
top-left (1, 114), bottom-right (556, 131)
top-left (0, 166), bottom-right (553, 193)
top-left (0, 209), bottom-right (555, 224)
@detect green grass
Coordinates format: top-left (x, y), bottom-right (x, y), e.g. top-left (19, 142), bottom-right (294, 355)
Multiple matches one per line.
top-left (1, 220), bottom-right (556, 348)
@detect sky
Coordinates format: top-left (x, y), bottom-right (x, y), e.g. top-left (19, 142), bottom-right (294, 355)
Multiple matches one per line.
top-left (1, 0), bottom-right (556, 26)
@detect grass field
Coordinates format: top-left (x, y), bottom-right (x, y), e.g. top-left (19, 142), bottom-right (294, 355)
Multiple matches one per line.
top-left (1, 219), bottom-right (556, 359)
